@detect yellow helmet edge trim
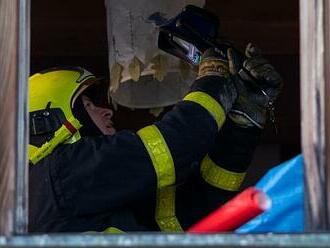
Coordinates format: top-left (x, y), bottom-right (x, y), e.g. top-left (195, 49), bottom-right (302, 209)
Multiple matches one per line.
top-left (29, 117), bottom-right (82, 165)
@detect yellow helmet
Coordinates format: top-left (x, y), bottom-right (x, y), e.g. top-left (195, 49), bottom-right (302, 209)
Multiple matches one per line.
top-left (29, 67), bottom-right (99, 165)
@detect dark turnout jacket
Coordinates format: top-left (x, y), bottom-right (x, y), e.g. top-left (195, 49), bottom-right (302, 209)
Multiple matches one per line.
top-left (29, 76), bottom-right (260, 233)
top-left (132, 119), bottom-right (261, 231)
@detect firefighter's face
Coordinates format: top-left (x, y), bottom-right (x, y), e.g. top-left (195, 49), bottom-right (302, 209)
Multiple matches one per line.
top-left (82, 95), bottom-right (116, 135)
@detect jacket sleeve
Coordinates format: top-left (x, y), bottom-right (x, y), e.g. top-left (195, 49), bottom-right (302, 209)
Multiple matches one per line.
top-left (51, 76), bottom-right (229, 216)
top-left (198, 118), bottom-right (262, 214)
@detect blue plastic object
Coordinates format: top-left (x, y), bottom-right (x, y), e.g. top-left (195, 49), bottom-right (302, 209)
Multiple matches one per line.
top-left (236, 154), bottom-right (304, 233)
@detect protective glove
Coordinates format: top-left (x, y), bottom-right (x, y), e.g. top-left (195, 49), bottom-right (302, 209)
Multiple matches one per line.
top-left (195, 47), bottom-right (238, 113)
top-left (229, 43), bottom-right (283, 129)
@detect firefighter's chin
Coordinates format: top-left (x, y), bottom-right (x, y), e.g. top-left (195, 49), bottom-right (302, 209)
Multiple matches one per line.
top-left (102, 126), bottom-right (116, 135)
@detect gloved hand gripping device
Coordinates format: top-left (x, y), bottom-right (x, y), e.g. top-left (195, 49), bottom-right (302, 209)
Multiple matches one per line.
top-left (158, 5), bottom-right (278, 130)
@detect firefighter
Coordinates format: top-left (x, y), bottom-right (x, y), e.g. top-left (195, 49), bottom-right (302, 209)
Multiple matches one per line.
top-left (29, 47), bottom-right (238, 232)
top-left (131, 43), bottom-right (283, 231)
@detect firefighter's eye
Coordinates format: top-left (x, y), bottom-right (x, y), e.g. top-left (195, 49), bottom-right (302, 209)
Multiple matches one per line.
top-left (84, 101), bottom-right (94, 109)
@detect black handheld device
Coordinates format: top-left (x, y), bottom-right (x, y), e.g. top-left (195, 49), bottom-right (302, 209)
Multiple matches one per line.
top-left (158, 5), bottom-right (244, 67)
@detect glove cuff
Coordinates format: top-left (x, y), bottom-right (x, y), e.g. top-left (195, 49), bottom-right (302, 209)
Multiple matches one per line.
top-left (198, 58), bottom-right (230, 79)
top-left (190, 76), bottom-right (237, 113)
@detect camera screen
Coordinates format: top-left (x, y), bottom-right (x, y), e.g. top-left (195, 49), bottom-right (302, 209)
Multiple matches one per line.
top-left (172, 36), bottom-right (202, 65)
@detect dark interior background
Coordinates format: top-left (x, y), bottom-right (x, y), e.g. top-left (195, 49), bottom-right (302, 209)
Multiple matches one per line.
top-left (30, 0), bottom-right (300, 186)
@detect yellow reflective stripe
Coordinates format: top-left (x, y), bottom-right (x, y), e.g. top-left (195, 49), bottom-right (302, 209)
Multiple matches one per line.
top-left (28, 144), bottom-right (38, 162)
top-left (183, 91), bottom-right (225, 129)
top-left (201, 155), bottom-right (246, 191)
top-left (137, 125), bottom-right (182, 232)
top-left (156, 186), bottom-right (183, 232)
top-left (137, 125), bottom-right (175, 188)
top-left (85, 227), bottom-right (125, 234)
top-left (103, 227), bottom-right (125, 234)
top-left (64, 131), bottom-right (81, 144)
top-left (29, 117), bottom-right (82, 165)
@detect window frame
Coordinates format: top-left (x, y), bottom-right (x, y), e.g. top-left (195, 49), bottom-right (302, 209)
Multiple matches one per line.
top-left (300, 0), bottom-right (330, 230)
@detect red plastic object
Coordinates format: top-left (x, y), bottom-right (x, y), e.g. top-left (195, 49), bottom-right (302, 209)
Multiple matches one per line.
top-left (188, 187), bottom-right (271, 233)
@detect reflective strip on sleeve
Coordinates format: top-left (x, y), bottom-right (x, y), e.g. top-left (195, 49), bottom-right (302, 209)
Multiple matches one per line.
top-left (156, 186), bottom-right (183, 232)
top-left (183, 91), bottom-right (226, 129)
top-left (137, 125), bottom-right (175, 188)
top-left (137, 125), bottom-right (182, 232)
top-left (201, 154), bottom-right (246, 191)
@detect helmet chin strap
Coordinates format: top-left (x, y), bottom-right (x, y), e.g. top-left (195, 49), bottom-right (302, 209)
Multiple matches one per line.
top-left (29, 117), bottom-right (82, 165)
